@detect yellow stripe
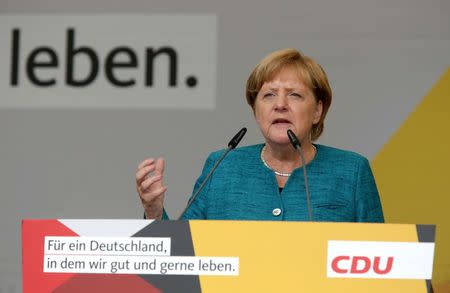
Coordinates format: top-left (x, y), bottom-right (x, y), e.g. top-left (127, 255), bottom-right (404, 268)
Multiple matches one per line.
top-left (189, 220), bottom-right (422, 292)
top-left (373, 67), bottom-right (450, 287)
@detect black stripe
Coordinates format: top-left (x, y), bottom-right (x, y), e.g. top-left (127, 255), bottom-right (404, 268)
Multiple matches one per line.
top-left (132, 220), bottom-right (201, 293)
top-left (426, 279), bottom-right (434, 293)
top-left (416, 225), bottom-right (436, 243)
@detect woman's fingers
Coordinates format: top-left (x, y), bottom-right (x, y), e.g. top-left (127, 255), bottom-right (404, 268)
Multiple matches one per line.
top-left (141, 186), bottom-right (167, 203)
top-left (154, 158), bottom-right (165, 177)
top-left (136, 163), bottom-right (156, 184)
top-left (136, 157), bottom-right (167, 219)
top-left (136, 158), bottom-right (164, 182)
top-left (140, 174), bottom-right (162, 191)
top-left (138, 158), bottom-right (155, 170)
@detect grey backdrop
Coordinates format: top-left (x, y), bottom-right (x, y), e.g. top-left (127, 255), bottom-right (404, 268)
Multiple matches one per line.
top-left (1, 0), bottom-right (449, 291)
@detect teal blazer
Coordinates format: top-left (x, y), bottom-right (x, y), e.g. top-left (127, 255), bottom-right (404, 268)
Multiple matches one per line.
top-left (174, 144), bottom-right (384, 222)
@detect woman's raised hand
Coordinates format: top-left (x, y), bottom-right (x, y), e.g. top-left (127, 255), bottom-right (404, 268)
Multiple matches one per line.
top-left (136, 158), bottom-right (167, 219)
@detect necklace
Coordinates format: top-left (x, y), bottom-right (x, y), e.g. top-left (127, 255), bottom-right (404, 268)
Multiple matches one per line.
top-left (260, 145), bottom-right (317, 177)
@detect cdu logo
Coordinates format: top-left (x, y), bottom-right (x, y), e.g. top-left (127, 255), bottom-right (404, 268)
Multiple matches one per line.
top-left (0, 15), bottom-right (217, 109)
top-left (331, 255), bottom-right (394, 275)
top-left (327, 240), bottom-right (435, 279)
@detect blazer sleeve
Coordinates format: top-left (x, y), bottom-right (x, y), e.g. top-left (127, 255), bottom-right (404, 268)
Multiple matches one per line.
top-left (355, 157), bottom-right (385, 223)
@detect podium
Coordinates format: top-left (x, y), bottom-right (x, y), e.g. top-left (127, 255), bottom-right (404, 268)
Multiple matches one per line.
top-left (22, 219), bottom-right (435, 292)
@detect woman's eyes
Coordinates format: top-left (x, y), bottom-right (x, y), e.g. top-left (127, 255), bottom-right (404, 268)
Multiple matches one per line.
top-left (261, 92), bottom-right (303, 98)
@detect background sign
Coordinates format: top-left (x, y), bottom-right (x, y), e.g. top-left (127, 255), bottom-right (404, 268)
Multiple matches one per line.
top-left (0, 15), bottom-right (217, 109)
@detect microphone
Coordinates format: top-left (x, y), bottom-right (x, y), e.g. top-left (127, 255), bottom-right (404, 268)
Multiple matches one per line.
top-left (287, 129), bottom-right (313, 221)
top-left (228, 127), bottom-right (247, 149)
top-left (178, 127), bottom-right (247, 220)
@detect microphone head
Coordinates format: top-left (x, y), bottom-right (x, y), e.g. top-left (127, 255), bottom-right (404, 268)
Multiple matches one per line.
top-left (287, 129), bottom-right (301, 149)
top-left (228, 127), bottom-right (247, 149)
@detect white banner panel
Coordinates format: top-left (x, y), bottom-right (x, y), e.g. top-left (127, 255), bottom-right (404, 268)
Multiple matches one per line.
top-left (0, 15), bottom-right (217, 109)
top-left (327, 240), bottom-right (435, 279)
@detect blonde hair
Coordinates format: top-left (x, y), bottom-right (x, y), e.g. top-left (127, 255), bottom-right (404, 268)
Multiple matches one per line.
top-left (246, 48), bottom-right (332, 141)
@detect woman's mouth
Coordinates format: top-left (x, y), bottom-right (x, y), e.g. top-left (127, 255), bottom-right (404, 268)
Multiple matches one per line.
top-left (272, 118), bottom-right (292, 125)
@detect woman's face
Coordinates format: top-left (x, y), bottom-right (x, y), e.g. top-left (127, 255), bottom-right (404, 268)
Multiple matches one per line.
top-left (254, 67), bottom-right (323, 146)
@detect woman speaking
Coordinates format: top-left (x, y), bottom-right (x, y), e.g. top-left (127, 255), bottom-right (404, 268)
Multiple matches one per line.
top-left (135, 48), bottom-right (384, 223)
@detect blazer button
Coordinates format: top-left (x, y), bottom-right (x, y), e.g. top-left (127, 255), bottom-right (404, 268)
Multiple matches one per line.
top-left (272, 208), bottom-right (282, 216)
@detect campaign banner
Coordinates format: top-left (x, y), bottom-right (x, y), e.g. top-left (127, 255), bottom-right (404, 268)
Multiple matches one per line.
top-left (22, 220), bottom-right (435, 292)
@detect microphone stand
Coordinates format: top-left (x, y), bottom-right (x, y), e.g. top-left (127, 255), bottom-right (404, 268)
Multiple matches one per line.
top-left (177, 127), bottom-right (247, 220)
top-left (287, 129), bottom-right (313, 221)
